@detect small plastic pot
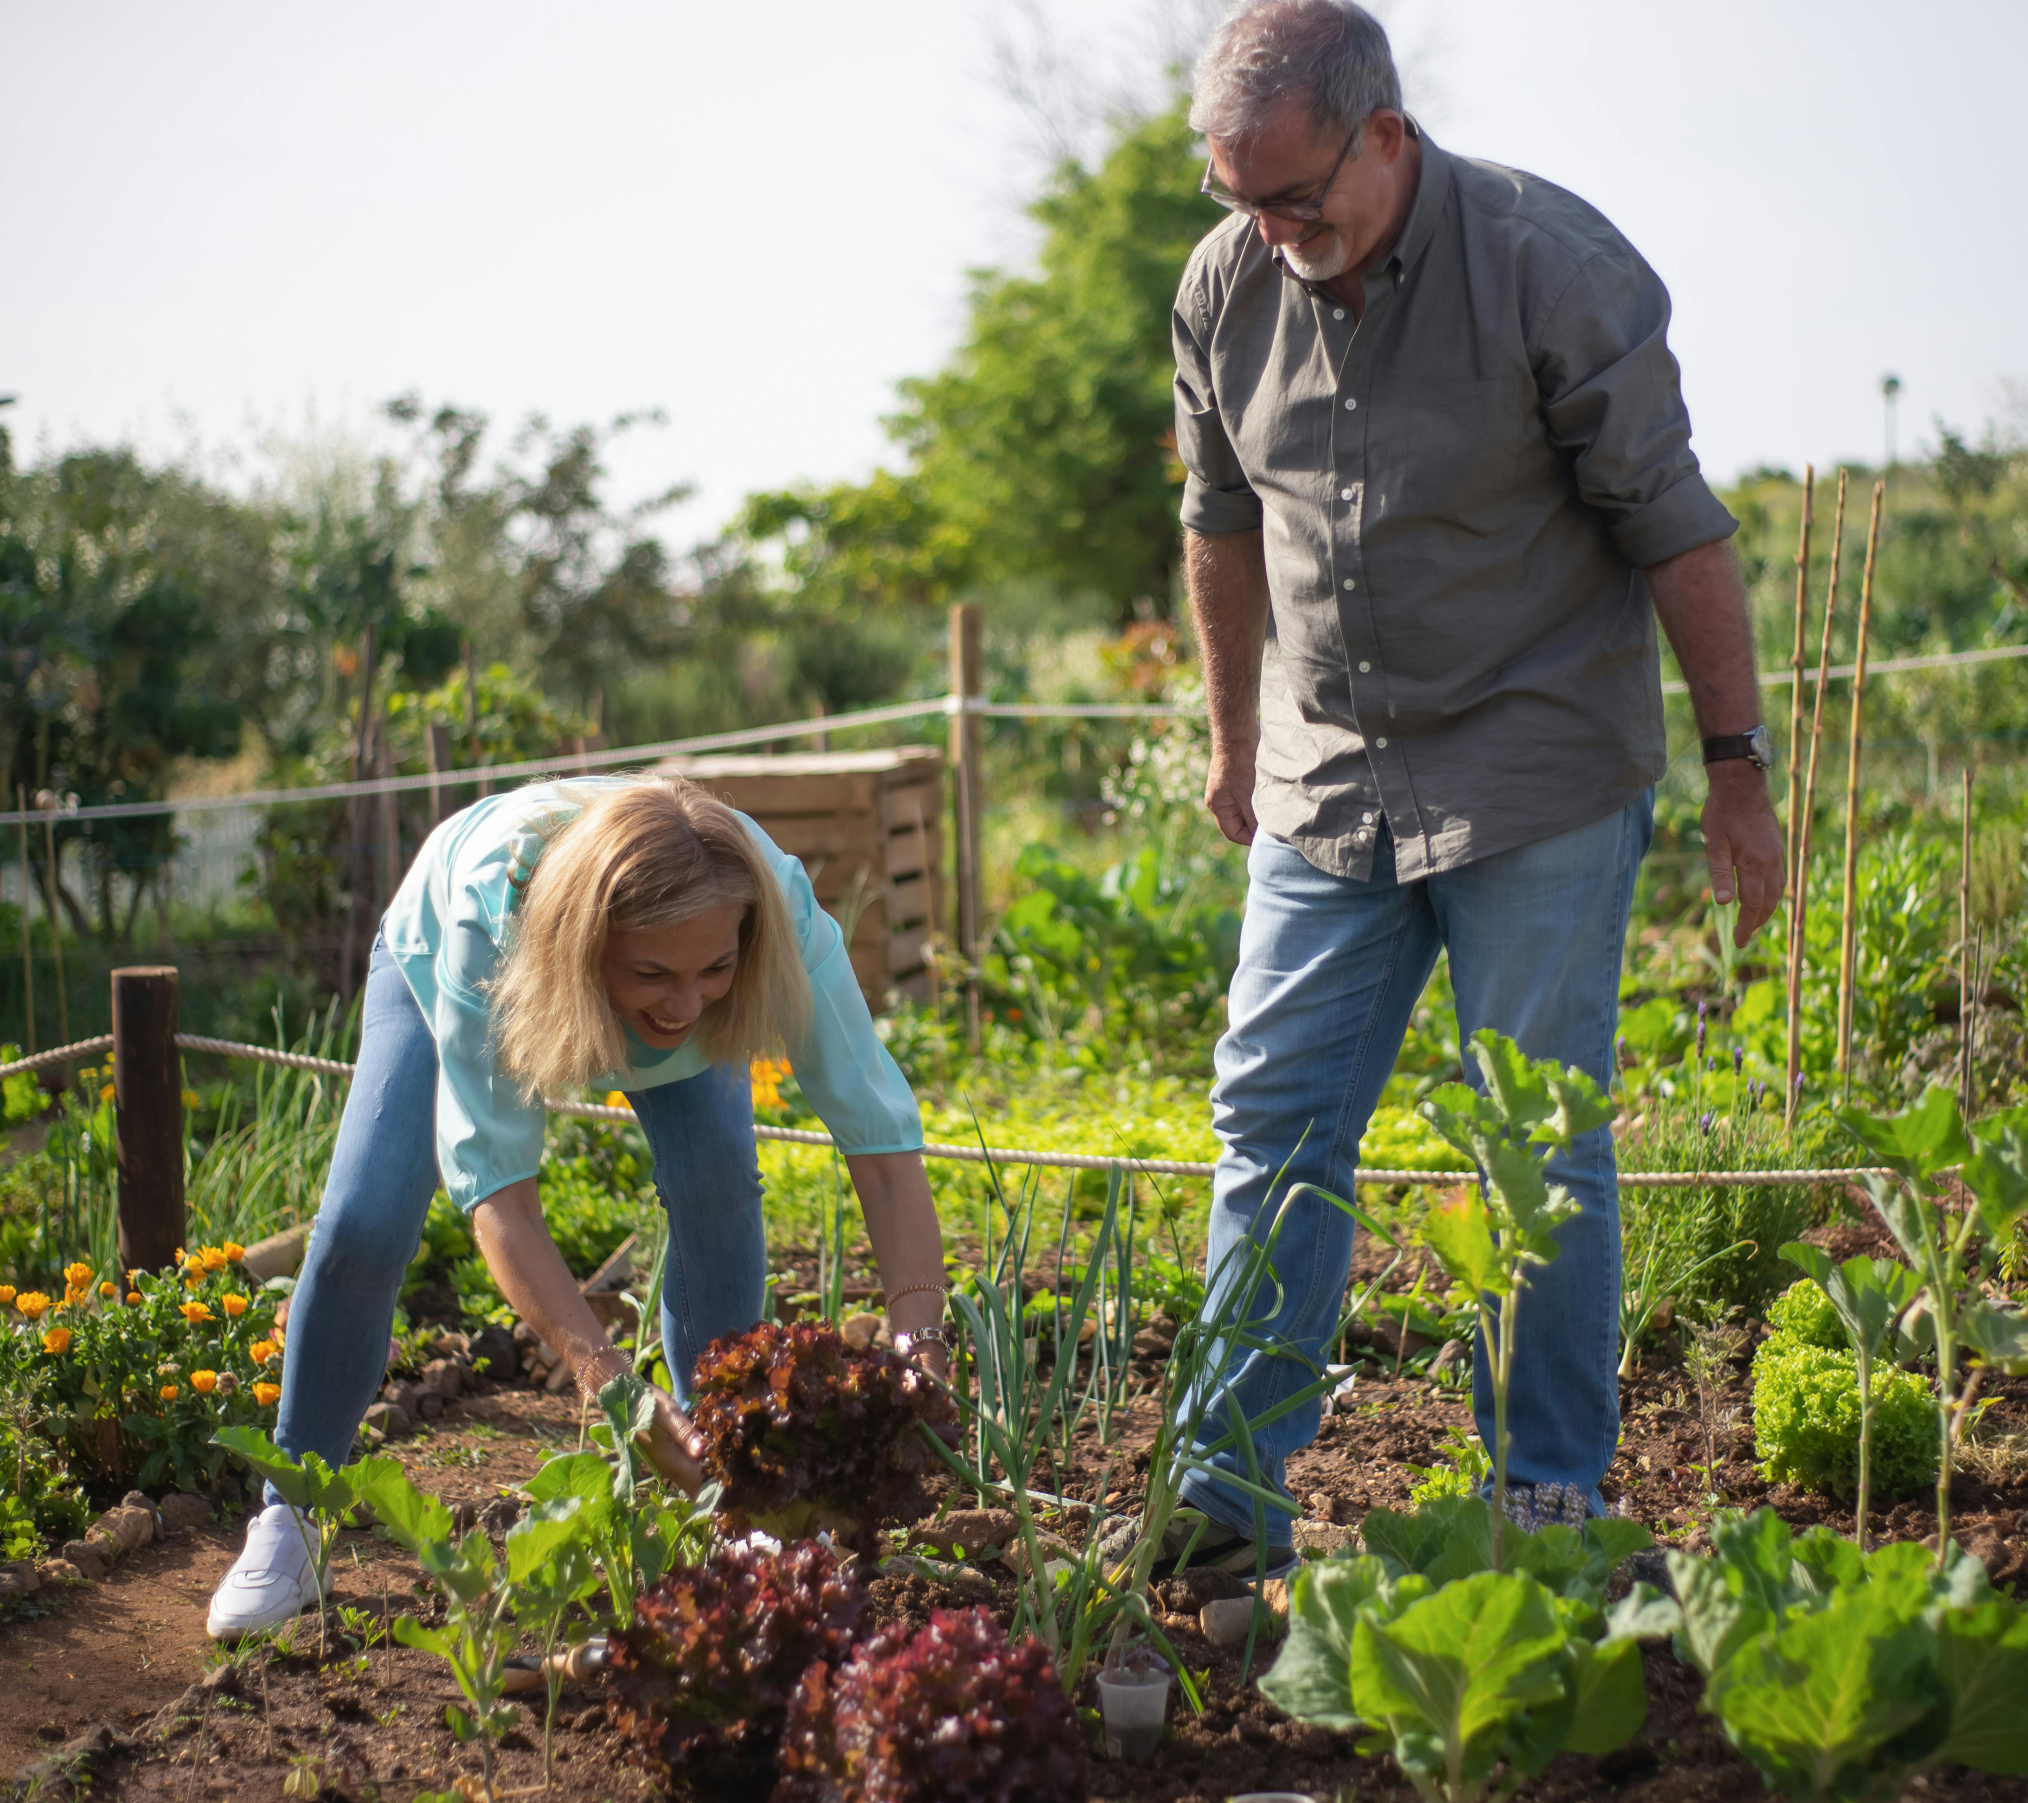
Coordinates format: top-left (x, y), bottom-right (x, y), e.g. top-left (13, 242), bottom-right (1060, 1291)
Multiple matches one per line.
top-left (1097, 1666), bottom-right (1172, 1760)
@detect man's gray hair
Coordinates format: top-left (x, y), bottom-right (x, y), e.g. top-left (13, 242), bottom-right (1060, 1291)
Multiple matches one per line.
top-left (1190, 0), bottom-right (1401, 152)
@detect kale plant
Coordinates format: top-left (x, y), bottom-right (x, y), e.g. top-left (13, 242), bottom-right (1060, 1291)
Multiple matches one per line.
top-left (605, 1538), bottom-right (868, 1801)
top-left (775, 1605), bottom-right (1086, 1803)
top-left (688, 1321), bottom-right (958, 1554)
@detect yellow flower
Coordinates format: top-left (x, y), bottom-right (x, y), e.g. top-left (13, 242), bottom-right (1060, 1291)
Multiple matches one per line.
top-left (223, 1242), bottom-right (245, 1264)
top-left (160, 1385), bottom-right (179, 1401)
top-left (191, 1370), bottom-right (218, 1394)
top-left (0, 1286), bottom-right (13, 1306)
top-left (183, 1268), bottom-right (205, 1288)
top-left (200, 1247), bottom-right (228, 1273)
top-left (41, 1327), bottom-right (71, 1355)
top-left (99, 1083), bottom-right (115, 1101)
top-left (126, 1291), bottom-right (142, 1306)
top-left (15, 1293), bottom-right (50, 1321)
top-left (604, 1090), bottom-right (628, 1109)
top-left (179, 1301), bottom-right (213, 1325)
top-left (221, 1293), bottom-right (248, 1318)
top-left (99, 1281), bottom-right (115, 1299)
top-left (182, 1089), bottom-right (201, 1109)
top-left (252, 1382), bottom-right (280, 1407)
top-left (249, 1339), bottom-right (277, 1365)
top-left (63, 1263), bottom-right (91, 1290)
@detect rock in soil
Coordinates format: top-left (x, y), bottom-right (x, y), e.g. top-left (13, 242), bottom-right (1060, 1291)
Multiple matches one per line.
top-left (470, 1322), bottom-right (519, 1381)
top-left (0, 1559), bottom-right (39, 1598)
top-left (477, 1496), bottom-right (525, 1538)
top-left (840, 1310), bottom-right (883, 1350)
top-left (10, 1722), bottom-right (127, 1799)
top-left (58, 1541), bottom-right (109, 1579)
top-left (420, 1357), bottom-right (465, 1399)
top-left (38, 1558), bottom-right (85, 1584)
top-left (92, 1504), bottom-right (155, 1557)
top-left (117, 1492), bottom-right (163, 1539)
top-left (906, 1507), bottom-right (1018, 1559)
top-left (363, 1400), bottom-right (414, 1439)
top-left (158, 1491), bottom-right (214, 1532)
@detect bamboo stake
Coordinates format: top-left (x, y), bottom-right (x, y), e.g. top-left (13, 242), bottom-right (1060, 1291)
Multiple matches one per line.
top-left (1792, 470), bottom-right (1825, 900)
top-left (1786, 468), bottom-right (1848, 1122)
top-left (1960, 766), bottom-right (1974, 1119)
top-left (39, 804), bottom-right (68, 1046)
top-left (1835, 481), bottom-right (1884, 1095)
top-left (14, 788), bottom-right (33, 1055)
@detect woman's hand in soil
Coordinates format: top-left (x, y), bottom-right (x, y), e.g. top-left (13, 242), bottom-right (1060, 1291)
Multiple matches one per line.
top-left (639, 1385), bottom-right (709, 1494)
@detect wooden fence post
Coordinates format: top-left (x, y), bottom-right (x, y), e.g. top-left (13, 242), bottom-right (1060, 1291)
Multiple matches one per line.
top-left (112, 966), bottom-right (184, 1274)
top-left (949, 603), bottom-right (984, 1050)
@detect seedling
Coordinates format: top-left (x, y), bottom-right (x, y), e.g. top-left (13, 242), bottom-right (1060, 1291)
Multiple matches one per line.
top-left (1777, 1245), bottom-right (1921, 1549)
top-left (1836, 1088), bottom-right (2028, 1564)
top-left (1416, 1031), bottom-right (1614, 1570)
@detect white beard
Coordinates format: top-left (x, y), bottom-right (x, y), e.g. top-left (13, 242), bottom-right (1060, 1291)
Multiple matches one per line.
top-left (1281, 232), bottom-right (1352, 283)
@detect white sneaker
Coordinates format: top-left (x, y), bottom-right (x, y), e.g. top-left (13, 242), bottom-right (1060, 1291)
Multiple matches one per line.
top-left (206, 1503), bottom-right (320, 1639)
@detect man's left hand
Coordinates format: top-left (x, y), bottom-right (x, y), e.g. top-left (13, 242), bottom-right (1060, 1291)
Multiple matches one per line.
top-left (1702, 761), bottom-right (1785, 945)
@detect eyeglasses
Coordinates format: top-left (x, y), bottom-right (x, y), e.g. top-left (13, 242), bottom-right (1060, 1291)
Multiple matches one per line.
top-left (1200, 119), bottom-right (1362, 223)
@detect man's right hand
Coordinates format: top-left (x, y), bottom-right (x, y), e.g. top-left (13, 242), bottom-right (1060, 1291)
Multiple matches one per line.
top-left (1205, 737), bottom-right (1260, 846)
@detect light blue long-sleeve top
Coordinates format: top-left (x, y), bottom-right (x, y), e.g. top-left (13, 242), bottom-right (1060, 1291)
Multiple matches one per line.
top-left (381, 777), bottom-right (924, 1211)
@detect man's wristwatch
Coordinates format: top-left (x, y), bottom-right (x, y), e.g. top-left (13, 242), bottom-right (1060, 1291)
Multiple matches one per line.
top-left (1702, 725), bottom-right (1773, 770)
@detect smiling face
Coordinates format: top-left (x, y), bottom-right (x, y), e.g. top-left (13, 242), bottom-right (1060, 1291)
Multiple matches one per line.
top-left (600, 903), bottom-right (746, 1050)
top-left (1207, 104), bottom-right (1415, 288)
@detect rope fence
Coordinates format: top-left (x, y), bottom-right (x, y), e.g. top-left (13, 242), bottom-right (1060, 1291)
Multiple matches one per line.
top-left (0, 1031), bottom-right (1892, 1191)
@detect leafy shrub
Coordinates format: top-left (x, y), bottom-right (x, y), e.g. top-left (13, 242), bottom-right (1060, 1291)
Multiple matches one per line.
top-left (688, 1321), bottom-right (958, 1552)
top-left (1751, 1335), bottom-right (1935, 1498)
top-left (7, 1243), bottom-right (284, 1494)
top-left (1765, 1276), bottom-right (1848, 1351)
top-left (776, 1606), bottom-right (1086, 1803)
top-left (606, 1539), bottom-right (868, 1802)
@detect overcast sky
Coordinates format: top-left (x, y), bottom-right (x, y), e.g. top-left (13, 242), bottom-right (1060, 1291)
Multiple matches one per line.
top-left (5, 0), bottom-right (2024, 547)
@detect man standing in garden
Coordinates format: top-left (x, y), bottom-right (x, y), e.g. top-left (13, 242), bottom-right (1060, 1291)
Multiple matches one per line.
top-left (1169, 0), bottom-right (1785, 1570)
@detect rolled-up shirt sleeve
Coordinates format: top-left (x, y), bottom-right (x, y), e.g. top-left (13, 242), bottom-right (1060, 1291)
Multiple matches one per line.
top-left (773, 852), bottom-right (924, 1156)
top-left (1174, 265), bottom-right (1264, 538)
top-left (1533, 250), bottom-right (1736, 570)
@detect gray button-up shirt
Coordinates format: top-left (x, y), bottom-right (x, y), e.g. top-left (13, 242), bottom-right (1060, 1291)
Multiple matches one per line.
top-left (1173, 126), bottom-right (1736, 882)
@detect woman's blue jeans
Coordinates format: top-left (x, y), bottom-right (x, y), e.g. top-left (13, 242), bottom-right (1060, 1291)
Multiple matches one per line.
top-left (272, 935), bottom-right (765, 1481)
top-left (1182, 794), bottom-right (1653, 1544)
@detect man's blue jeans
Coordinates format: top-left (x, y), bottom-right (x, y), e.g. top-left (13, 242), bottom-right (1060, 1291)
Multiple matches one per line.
top-left (1181, 794), bottom-right (1654, 1544)
top-left (272, 935), bottom-right (766, 1484)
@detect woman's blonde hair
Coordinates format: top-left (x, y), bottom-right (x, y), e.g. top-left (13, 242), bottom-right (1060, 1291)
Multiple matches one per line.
top-left (490, 776), bottom-right (811, 1098)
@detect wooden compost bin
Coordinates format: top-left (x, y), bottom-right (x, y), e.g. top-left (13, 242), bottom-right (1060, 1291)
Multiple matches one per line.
top-left (655, 747), bottom-right (944, 1012)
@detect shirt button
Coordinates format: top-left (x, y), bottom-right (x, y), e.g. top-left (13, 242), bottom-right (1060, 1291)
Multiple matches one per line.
top-left (1342, 578), bottom-right (1357, 591)
top-left (1363, 810), bottom-right (1377, 824)
top-left (1358, 660), bottom-right (1371, 673)
top-left (1333, 307), bottom-right (1345, 319)
top-left (1344, 398), bottom-right (1358, 410)
top-left (1340, 487), bottom-right (1354, 500)
top-left (1355, 829), bottom-right (1371, 844)
top-left (1375, 736), bottom-right (1390, 749)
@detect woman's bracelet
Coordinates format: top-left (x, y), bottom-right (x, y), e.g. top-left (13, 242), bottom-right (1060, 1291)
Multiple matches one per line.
top-left (575, 1345), bottom-right (632, 1405)
top-left (885, 1281), bottom-right (949, 1313)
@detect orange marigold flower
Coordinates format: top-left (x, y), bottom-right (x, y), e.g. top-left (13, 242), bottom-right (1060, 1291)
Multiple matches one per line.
top-left (200, 1247), bottom-right (228, 1272)
top-left (41, 1327), bottom-right (71, 1355)
top-left (191, 1370), bottom-right (218, 1394)
top-left (160, 1384), bottom-right (179, 1402)
top-left (179, 1301), bottom-right (214, 1325)
top-left (99, 1083), bottom-right (115, 1101)
top-left (183, 1268), bottom-right (205, 1288)
top-left (0, 1285), bottom-right (13, 1306)
top-left (63, 1262), bottom-right (91, 1289)
top-left (126, 1291), bottom-right (142, 1306)
top-left (249, 1339), bottom-right (277, 1365)
top-left (223, 1242), bottom-right (245, 1263)
top-left (15, 1293), bottom-right (50, 1321)
top-left (252, 1382), bottom-right (281, 1407)
top-left (99, 1281), bottom-right (116, 1299)
top-left (221, 1293), bottom-right (248, 1318)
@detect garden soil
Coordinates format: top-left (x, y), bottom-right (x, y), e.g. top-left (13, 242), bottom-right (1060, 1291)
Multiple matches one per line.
top-left (11, 1289), bottom-right (2028, 1802)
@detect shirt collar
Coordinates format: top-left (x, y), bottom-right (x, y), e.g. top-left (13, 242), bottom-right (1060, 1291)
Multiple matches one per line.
top-left (1270, 116), bottom-right (1451, 295)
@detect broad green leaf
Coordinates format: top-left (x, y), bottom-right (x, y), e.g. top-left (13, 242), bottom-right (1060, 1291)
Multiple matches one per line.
top-left (1259, 1555), bottom-right (1399, 1731)
top-left (504, 1497), bottom-right (584, 1585)
top-left (1860, 1176), bottom-right (1940, 1281)
top-left (1789, 1527), bottom-right (1866, 1599)
top-left (1838, 1087), bottom-right (1969, 1186)
top-left (1779, 1246), bottom-right (1921, 1364)
top-left (525, 1451), bottom-right (615, 1516)
top-left (1421, 1191), bottom-right (1506, 1298)
top-left (597, 1372), bottom-right (659, 1508)
top-left (444, 1702), bottom-right (475, 1742)
top-left (211, 1427), bottom-right (315, 1513)
top-left (355, 1466), bottom-right (455, 1556)
top-left (1540, 1065), bottom-right (1613, 1148)
top-left (1468, 1032), bottom-right (1558, 1138)
top-left (1933, 1598), bottom-right (2028, 1775)
top-left (1604, 1584), bottom-right (1681, 1643)
top-left (393, 1615), bottom-right (458, 1661)
top-left (1959, 1300), bottom-right (2028, 1373)
top-left (1711, 1588), bottom-right (1943, 1798)
top-left (1581, 1517), bottom-right (1654, 1575)
top-left (1563, 1636), bottom-right (1646, 1756)
top-left (1349, 1571), bottom-right (1568, 1796)
top-left (1962, 1119), bottom-right (2028, 1244)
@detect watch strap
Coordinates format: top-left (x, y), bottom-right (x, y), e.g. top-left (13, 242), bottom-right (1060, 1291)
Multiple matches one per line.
top-left (1702, 730), bottom-right (1768, 767)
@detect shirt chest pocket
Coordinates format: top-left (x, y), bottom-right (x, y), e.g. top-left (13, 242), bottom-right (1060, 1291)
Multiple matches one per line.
top-left (1389, 375), bottom-right (1540, 525)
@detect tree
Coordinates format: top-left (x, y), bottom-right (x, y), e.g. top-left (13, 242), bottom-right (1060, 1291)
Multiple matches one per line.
top-left (737, 99), bottom-right (1217, 625)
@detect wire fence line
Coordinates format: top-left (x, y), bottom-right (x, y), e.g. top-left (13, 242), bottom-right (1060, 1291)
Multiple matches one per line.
top-left (0, 1032), bottom-right (1891, 1191)
top-left (6, 636), bottom-right (2025, 832)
